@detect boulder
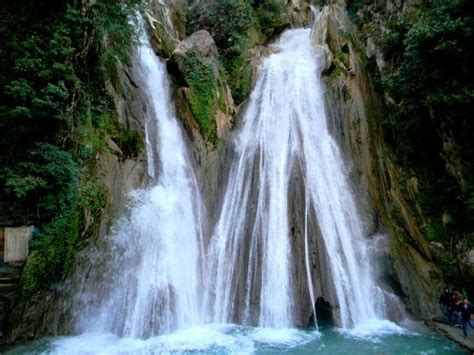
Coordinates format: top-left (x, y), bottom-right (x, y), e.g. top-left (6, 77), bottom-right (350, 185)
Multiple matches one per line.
top-left (168, 30), bottom-right (235, 149)
top-left (173, 30), bottom-right (217, 59)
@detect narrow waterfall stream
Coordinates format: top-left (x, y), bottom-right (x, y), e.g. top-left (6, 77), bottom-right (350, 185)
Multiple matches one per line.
top-left (75, 40), bottom-right (206, 338)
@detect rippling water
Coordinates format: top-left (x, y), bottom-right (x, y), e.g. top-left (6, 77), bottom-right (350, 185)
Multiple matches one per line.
top-left (5, 321), bottom-right (467, 354)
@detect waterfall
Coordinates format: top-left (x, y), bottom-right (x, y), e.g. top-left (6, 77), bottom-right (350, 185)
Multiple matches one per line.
top-left (206, 29), bottom-right (385, 328)
top-left (75, 39), bottom-right (206, 338)
top-left (71, 15), bottom-right (395, 340)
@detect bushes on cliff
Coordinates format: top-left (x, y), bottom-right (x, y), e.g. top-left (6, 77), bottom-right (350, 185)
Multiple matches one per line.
top-left (22, 210), bottom-right (79, 296)
top-left (4, 145), bottom-right (78, 221)
top-left (186, 0), bottom-right (255, 104)
top-left (0, 2), bottom-right (80, 225)
top-left (186, 0), bottom-right (291, 104)
top-left (175, 50), bottom-right (219, 140)
top-left (0, 0), bottom-right (141, 301)
top-left (254, 0), bottom-right (290, 37)
top-left (382, 0), bottom-right (474, 250)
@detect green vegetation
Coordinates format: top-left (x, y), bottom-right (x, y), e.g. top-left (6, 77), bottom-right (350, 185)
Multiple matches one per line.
top-left (223, 52), bottom-right (254, 105)
top-left (179, 50), bottom-right (219, 140)
top-left (186, 0), bottom-right (255, 104)
top-left (322, 62), bottom-right (343, 79)
top-left (322, 45), bottom-right (347, 79)
top-left (186, 0), bottom-right (291, 104)
top-left (349, 0), bottom-right (474, 287)
top-left (254, 0), bottom-right (290, 37)
top-left (0, 0), bottom-right (142, 303)
top-left (383, 0), bottom-right (474, 242)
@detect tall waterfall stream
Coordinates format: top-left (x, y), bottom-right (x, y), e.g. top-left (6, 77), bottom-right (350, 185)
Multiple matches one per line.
top-left (74, 41), bottom-right (206, 338)
top-left (207, 28), bottom-right (384, 329)
top-left (5, 19), bottom-right (467, 355)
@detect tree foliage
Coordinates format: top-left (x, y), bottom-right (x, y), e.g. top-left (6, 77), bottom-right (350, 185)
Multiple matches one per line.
top-left (0, 0), bottom-right (141, 299)
top-left (382, 0), bottom-right (474, 245)
top-left (186, 0), bottom-right (290, 104)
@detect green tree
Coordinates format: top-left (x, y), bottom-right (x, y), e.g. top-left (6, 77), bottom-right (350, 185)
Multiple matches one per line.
top-left (0, 0), bottom-right (141, 302)
top-left (383, 0), bottom-right (474, 245)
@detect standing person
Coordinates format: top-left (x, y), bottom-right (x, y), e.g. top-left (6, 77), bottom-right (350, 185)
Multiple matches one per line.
top-left (458, 298), bottom-right (474, 339)
top-left (450, 290), bottom-right (463, 326)
top-left (439, 287), bottom-right (452, 322)
top-left (453, 291), bottom-right (464, 327)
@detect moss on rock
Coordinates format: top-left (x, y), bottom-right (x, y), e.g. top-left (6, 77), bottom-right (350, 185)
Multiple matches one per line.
top-left (168, 30), bottom-right (234, 146)
top-left (180, 50), bottom-right (218, 140)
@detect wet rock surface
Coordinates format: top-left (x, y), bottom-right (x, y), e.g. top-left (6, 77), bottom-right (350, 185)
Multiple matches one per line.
top-left (314, 3), bottom-right (443, 319)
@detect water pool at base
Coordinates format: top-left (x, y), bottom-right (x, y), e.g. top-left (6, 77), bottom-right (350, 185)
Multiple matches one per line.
top-left (5, 321), bottom-right (468, 354)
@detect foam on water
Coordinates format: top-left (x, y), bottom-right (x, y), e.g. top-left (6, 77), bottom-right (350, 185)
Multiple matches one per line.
top-left (339, 318), bottom-right (409, 343)
top-left (47, 325), bottom-right (321, 355)
top-left (249, 327), bottom-right (320, 347)
top-left (19, 324), bottom-right (463, 355)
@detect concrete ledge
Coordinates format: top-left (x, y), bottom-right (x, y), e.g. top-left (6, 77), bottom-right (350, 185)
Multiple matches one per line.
top-left (426, 319), bottom-right (474, 352)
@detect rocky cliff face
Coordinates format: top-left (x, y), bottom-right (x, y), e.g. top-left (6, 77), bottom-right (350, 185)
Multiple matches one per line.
top-left (5, 50), bottom-right (149, 343)
top-left (313, 2), bottom-right (443, 319)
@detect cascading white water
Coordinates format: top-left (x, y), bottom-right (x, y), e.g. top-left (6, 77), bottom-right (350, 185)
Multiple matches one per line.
top-left (72, 14), bottom-right (396, 340)
top-left (76, 40), bottom-right (206, 338)
top-left (206, 28), bottom-right (385, 329)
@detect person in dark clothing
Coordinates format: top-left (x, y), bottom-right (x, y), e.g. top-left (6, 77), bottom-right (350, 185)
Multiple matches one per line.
top-left (449, 290), bottom-right (463, 326)
top-left (457, 298), bottom-right (474, 339)
top-left (439, 287), bottom-right (452, 322)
